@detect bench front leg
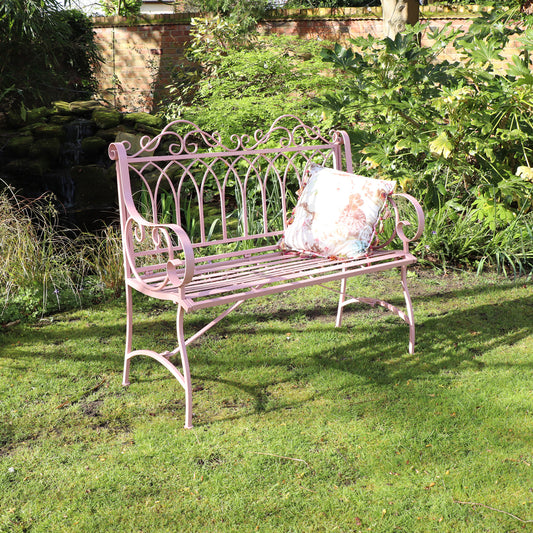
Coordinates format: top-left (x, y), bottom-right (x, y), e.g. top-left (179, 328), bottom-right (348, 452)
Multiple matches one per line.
top-left (177, 305), bottom-right (193, 429)
top-left (401, 264), bottom-right (416, 355)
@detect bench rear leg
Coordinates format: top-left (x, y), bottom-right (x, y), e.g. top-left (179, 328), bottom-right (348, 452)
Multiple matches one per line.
top-left (336, 276), bottom-right (347, 328)
top-left (334, 267), bottom-right (416, 354)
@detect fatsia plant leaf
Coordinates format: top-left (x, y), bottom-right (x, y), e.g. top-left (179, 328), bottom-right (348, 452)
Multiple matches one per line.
top-left (429, 132), bottom-right (453, 159)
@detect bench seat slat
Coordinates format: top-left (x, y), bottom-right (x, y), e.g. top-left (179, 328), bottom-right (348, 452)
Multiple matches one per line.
top-left (128, 248), bottom-right (414, 311)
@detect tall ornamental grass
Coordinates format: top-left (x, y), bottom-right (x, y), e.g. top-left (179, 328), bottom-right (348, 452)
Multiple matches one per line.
top-left (0, 189), bottom-right (84, 322)
top-left (0, 188), bottom-right (124, 324)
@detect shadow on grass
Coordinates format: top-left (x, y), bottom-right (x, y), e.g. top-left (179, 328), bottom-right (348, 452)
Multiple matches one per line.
top-left (180, 278), bottom-right (531, 423)
top-left (1, 276), bottom-right (531, 425)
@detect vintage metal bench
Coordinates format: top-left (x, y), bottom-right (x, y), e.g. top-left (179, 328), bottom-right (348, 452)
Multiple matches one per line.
top-left (109, 115), bottom-right (425, 428)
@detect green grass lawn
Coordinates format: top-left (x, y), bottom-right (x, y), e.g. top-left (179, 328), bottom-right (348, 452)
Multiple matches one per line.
top-left (1, 271), bottom-right (532, 532)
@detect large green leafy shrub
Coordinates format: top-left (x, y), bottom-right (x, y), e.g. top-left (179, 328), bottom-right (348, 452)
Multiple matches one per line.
top-left (162, 17), bottom-right (342, 142)
top-left (159, 9), bottom-right (533, 274)
top-left (100, 0), bottom-right (142, 17)
top-left (0, 1), bottom-right (100, 114)
top-left (318, 10), bottom-right (533, 273)
top-left (185, 0), bottom-right (271, 32)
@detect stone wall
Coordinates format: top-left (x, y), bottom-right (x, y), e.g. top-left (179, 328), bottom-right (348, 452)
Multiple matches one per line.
top-left (0, 102), bottom-right (164, 229)
top-left (92, 6), bottom-right (524, 113)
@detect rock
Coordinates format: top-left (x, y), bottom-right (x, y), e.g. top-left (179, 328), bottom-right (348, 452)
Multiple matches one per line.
top-left (31, 123), bottom-right (65, 140)
top-left (53, 100), bottom-right (106, 116)
top-left (53, 101), bottom-right (73, 114)
top-left (29, 137), bottom-right (62, 162)
top-left (5, 135), bottom-right (34, 158)
top-left (0, 101), bottom-right (124, 229)
top-left (6, 106), bottom-right (50, 127)
top-left (49, 115), bottom-right (74, 125)
top-left (134, 123), bottom-right (161, 137)
top-left (123, 112), bottom-right (163, 129)
top-left (115, 131), bottom-right (157, 156)
top-left (92, 108), bottom-right (122, 129)
top-left (5, 158), bottom-right (51, 177)
top-left (106, 163), bottom-right (117, 182)
top-left (81, 136), bottom-right (107, 156)
top-left (95, 125), bottom-right (129, 142)
top-left (26, 107), bottom-right (50, 124)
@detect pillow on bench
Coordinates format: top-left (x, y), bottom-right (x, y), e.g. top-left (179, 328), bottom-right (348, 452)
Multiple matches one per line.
top-left (280, 164), bottom-right (396, 259)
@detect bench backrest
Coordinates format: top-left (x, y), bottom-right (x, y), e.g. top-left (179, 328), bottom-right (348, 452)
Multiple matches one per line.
top-left (109, 115), bottom-right (353, 258)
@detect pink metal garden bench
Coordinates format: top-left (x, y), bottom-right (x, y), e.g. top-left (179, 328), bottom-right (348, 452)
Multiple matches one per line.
top-left (109, 115), bottom-right (425, 428)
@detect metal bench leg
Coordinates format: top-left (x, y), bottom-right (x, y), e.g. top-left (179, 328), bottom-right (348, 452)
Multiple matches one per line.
top-left (400, 265), bottom-right (416, 355)
top-left (121, 286), bottom-right (193, 428)
top-left (123, 285), bottom-right (133, 386)
top-left (336, 276), bottom-right (347, 327)
top-left (176, 306), bottom-right (193, 429)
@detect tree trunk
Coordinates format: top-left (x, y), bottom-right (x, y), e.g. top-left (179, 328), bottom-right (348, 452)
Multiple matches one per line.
top-left (381, 0), bottom-right (421, 40)
top-left (522, 0), bottom-right (533, 15)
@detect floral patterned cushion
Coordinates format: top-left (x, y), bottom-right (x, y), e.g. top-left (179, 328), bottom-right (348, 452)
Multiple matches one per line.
top-left (280, 164), bottom-right (396, 259)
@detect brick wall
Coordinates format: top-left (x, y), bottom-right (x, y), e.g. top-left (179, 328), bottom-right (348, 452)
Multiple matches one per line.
top-left (93, 14), bottom-right (192, 112)
top-left (92, 7), bottom-right (523, 112)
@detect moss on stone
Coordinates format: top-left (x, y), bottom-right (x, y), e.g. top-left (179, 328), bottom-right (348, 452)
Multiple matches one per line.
top-left (92, 108), bottom-right (122, 129)
top-left (31, 123), bottom-right (65, 140)
top-left (6, 106), bottom-right (51, 127)
top-left (49, 115), bottom-right (74, 125)
top-left (81, 136), bottom-right (108, 156)
top-left (5, 135), bottom-right (34, 158)
top-left (95, 125), bottom-right (129, 142)
top-left (123, 112), bottom-right (163, 129)
top-left (53, 100), bottom-right (106, 116)
top-left (5, 158), bottom-right (51, 177)
top-left (53, 101), bottom-right (73, 114)
top-left (29, 137), bottom-right (62, 162)
top-left (134, 123), bottom-right (162, 137)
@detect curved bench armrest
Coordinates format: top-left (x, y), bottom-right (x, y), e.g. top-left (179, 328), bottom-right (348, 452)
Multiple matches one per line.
top-left (123, 214), bottom-right (196, 291)
top-left (372, 193), bottom-right (425, 253)
top-left (393, 193), bottom-right (425, 249)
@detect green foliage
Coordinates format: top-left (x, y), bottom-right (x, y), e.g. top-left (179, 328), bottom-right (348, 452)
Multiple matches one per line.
top-left (318, 14), bottom-right (533, 272)
top-left (434, 0), bottom-right (523, 5)
top-left (56, 9), bottom-right (101, 95)
top-left (187, 14), bottom-right (258, 73)
top-left (78, 225), bottom-right (125, 298)
top-left (0, 189), bottom-right (86, 322)
top-left (284, 0), bottom-right (379, 6)
top-left (185, 0), bottom-right (270, 32)
top-left (286, 1), bottom-right (526, 6)
top-left (0, 1), bottom-right (100, 113)
top-left (0, 189), bottom-right (126, 324)
top-left (162, 24), bottom-right (342, 141)
top-left (100, 0), bottom-right (142, 17)
top-left (0, 0), bottom-right (62, 41)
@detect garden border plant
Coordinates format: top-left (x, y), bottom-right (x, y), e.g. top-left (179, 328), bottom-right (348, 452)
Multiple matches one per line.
top-left (316, 10), bottom-right (533, 274)
top-left (0, 187), bottom-right (124, 325)
top-left (0, 0), bottom-right (101, 116)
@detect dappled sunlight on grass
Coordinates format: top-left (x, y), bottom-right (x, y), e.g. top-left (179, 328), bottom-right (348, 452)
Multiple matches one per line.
top-left (0, 272), bottom-right (532, 531)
